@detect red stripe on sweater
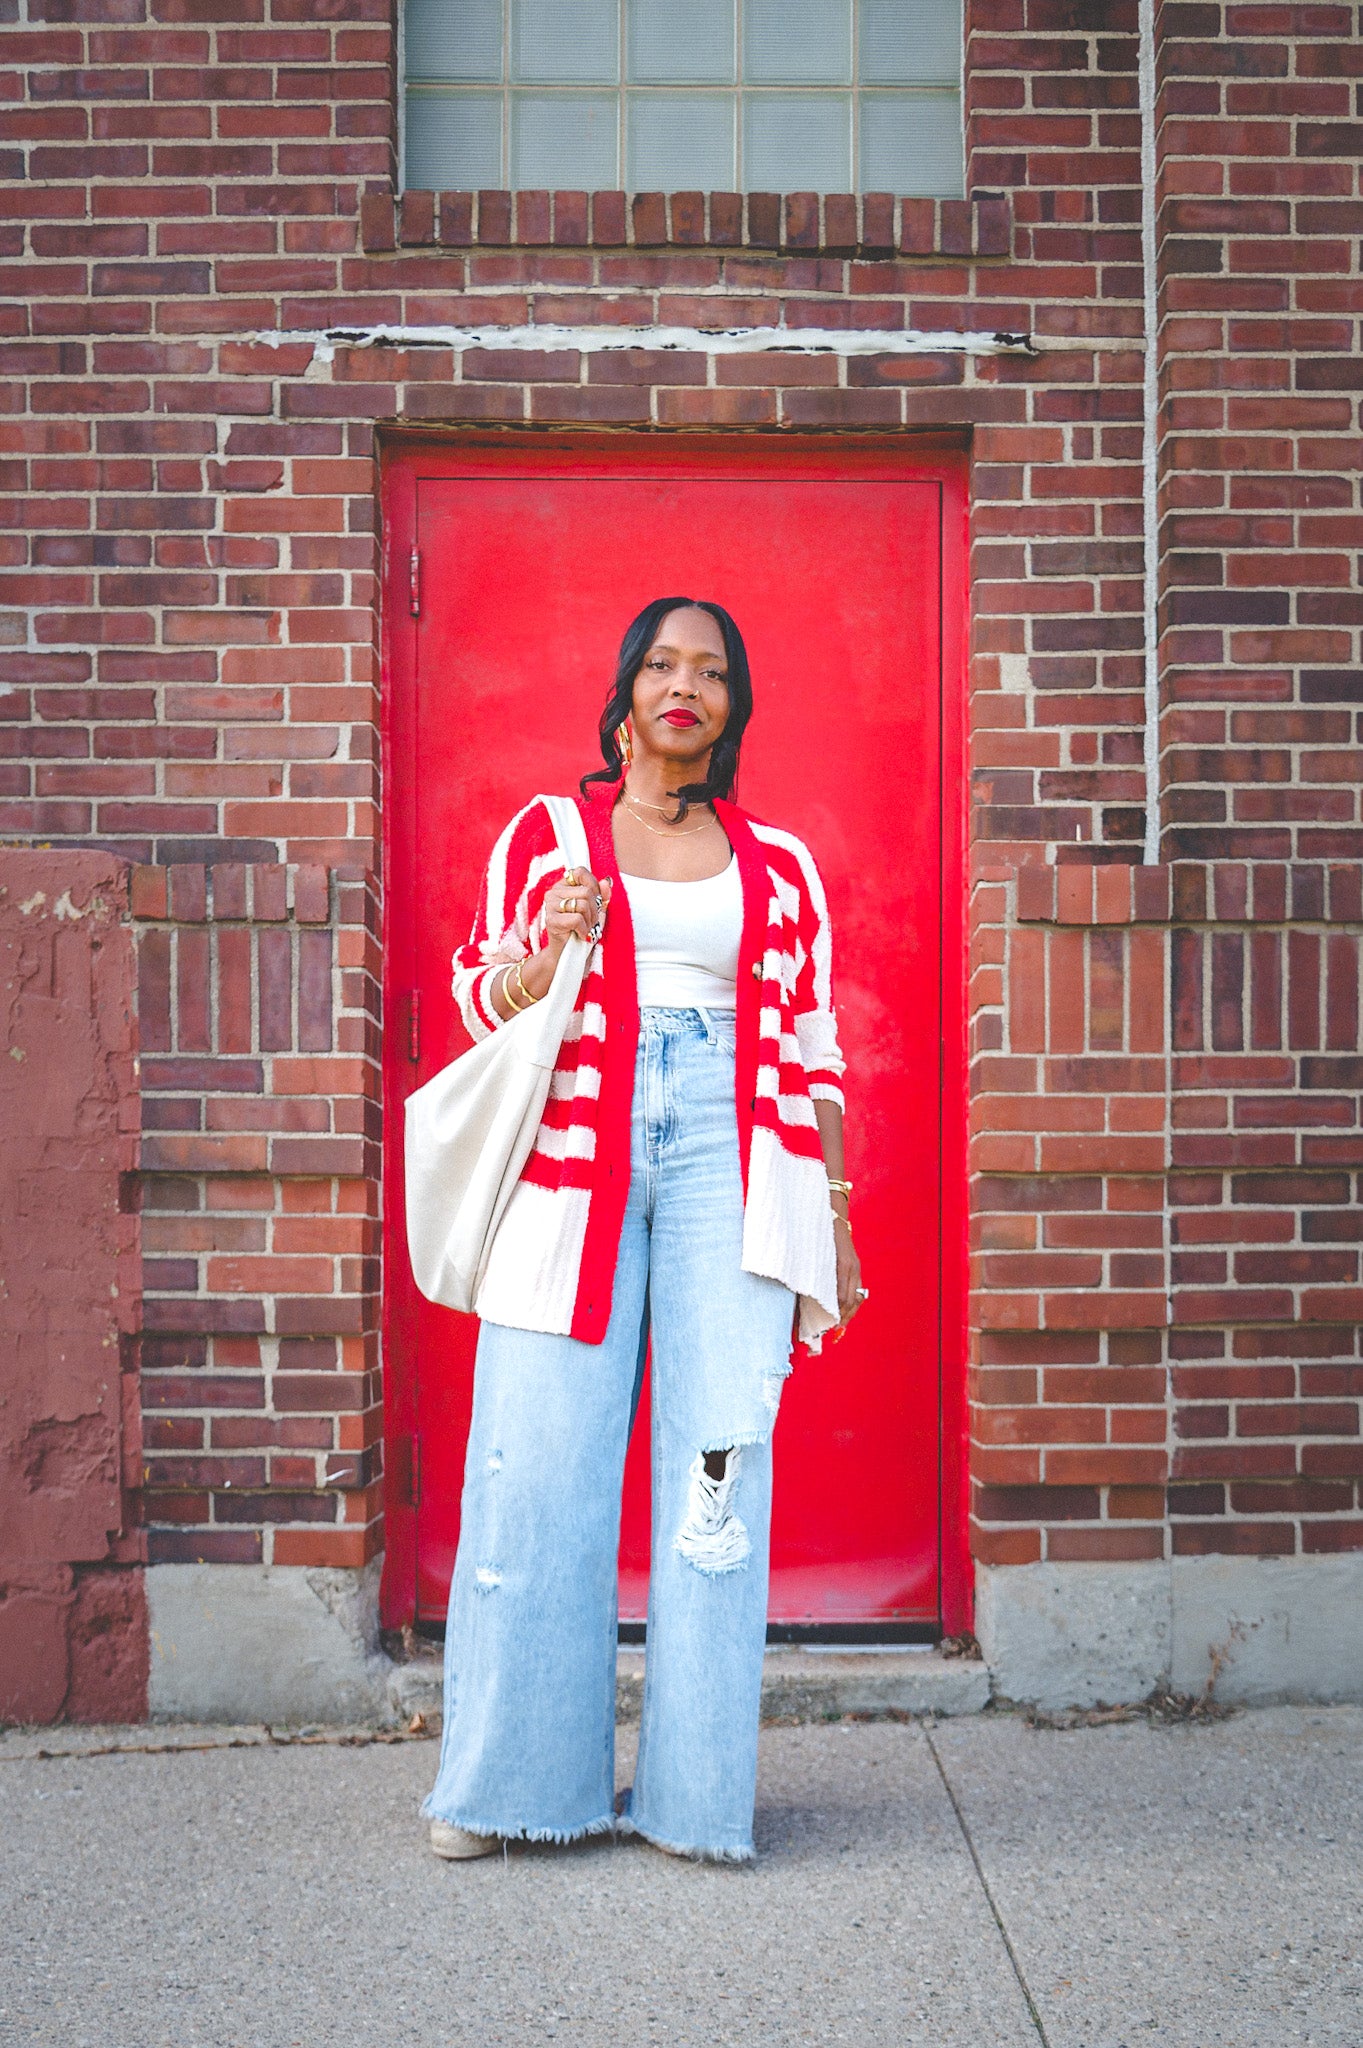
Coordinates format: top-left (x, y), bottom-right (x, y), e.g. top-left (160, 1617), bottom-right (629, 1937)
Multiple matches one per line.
top-left (521, 1151), bottom-right (594, 1193)
top-left (536, 1092), bottom-right (601, 1131)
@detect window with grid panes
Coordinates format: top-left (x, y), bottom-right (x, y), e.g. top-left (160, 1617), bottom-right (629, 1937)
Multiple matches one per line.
top-left (402, 0), bottom-right (963, 198)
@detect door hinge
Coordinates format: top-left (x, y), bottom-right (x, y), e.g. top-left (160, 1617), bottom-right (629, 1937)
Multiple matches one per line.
top-left (407, 988), bottom-right (421, 1063)
top-left (408, 544), bottom-right (421, 618)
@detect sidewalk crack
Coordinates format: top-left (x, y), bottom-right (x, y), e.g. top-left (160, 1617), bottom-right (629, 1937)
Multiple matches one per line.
top-left (923, 1720), bottom-right (1052, 2048)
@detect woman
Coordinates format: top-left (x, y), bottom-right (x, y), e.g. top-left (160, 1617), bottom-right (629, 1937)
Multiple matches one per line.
top-left (422, 596), bottom-right (863, 1864)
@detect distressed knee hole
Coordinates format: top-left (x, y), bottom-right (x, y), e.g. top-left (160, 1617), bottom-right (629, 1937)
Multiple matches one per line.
top-left (485, 1450), bottom-right (503, 1474)
top-left (675, 1448), bottom-right (750, 1575)
top-left (474, 1565), bottom-right (502, 1592)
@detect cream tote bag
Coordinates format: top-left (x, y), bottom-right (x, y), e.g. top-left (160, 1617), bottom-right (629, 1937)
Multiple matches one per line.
top-left (403, 793), bottom-right (593, 1314)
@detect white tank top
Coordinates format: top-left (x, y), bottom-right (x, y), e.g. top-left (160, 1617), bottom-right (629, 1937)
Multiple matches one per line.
top-left (620, 856), bottom-right (742, 1010)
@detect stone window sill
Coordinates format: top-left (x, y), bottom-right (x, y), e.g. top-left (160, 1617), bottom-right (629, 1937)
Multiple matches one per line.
top-left (362, 189), bottom-right (1011, 261)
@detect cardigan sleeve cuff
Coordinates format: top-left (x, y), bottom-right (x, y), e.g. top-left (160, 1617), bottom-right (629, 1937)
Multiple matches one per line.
top-left (794, 1006), bottom-right (845, 1083)
top-left (454, 962), bottom-right (508, 1041)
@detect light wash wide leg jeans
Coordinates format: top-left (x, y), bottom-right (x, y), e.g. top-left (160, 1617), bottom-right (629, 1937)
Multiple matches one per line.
top-left (423, 1006), bottom-right (796, 1860)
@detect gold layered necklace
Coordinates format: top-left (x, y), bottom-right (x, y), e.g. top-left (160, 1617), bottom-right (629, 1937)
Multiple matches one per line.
top-left (621, 791), bottom-right (716, 838)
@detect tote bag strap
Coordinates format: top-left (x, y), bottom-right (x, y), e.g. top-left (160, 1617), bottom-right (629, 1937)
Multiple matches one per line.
top-left (540, 791), bottom-right (592, 874)
top-left (514, 794), bottom-right (595, 1068)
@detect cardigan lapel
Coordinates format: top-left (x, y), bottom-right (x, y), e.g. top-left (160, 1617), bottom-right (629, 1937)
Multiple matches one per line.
top-left (566, 786), bottom-right (641, 1342)
top-left (714, 798), bottom-right (768, 1194)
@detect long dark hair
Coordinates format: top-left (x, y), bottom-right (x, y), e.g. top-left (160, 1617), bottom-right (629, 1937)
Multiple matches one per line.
top-left (580, 596), bottom-right (753, 820)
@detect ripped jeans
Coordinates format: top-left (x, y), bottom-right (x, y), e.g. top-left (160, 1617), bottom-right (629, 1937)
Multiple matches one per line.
top-left (423, 1006), bottom-right (796, 1860)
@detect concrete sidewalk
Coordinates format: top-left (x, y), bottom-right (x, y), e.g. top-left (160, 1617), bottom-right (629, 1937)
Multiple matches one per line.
top-left (2, 1706), bottom-right (1360, 2047)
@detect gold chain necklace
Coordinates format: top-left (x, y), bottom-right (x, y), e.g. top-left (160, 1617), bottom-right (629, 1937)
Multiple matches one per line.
top-left (621, 795), bottom-right (715, 838)
top-left (622, 783), bottom-right (690, 813)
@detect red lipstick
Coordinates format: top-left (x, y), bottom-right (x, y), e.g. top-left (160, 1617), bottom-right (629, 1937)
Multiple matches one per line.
top-left (661, 708), bottom-right (700, 727)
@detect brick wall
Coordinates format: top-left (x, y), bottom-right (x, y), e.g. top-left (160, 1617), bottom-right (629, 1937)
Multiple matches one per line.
top-left (970, 858), bottom-right (1363, 1567)
top-left (133, 858), bottom-right (382, 1571)
top-left (4, 0), bottom-right (1150, 869)
top-left (1168, 860), bottom-right (1363, 1559)
top-left (1155, 0), bottom-right (1362, 863)
top-left (971, 862), bottom-right (1170, 1566)
top-left (2, 0), bottom-right (1359, 1645)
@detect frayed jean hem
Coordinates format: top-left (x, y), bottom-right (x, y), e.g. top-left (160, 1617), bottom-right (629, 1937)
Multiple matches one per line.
top-left (420, 1802), bottom-right (617, 1847)
top-left (617, 1811), bottom-right (755, 1864)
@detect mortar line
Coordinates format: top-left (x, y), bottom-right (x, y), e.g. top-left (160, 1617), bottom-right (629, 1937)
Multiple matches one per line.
top-left (923, 1720), bottom-right (1052, 2048)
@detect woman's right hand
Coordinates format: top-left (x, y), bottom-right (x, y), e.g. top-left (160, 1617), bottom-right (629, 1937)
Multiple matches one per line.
top-left (543, 867), bottom-right (611, 961)
top-left (491, 867), bottom-right (613, 1021)
top-left (500, 869), bottom-right (611, 1013)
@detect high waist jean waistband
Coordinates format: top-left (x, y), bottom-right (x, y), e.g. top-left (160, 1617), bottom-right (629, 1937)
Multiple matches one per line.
top-left (639, 1004), bottom-right (737, 1044)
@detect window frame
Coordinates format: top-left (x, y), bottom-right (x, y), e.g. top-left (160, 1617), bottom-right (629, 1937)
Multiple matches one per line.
top-left (397, 0), bottom-right (966, 199)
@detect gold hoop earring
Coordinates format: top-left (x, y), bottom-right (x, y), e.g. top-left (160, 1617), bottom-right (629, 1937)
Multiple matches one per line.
top-left (615, 719), bottom-right (634, 769)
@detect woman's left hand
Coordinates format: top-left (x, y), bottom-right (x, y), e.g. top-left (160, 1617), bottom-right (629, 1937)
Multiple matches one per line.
top-left (832, 1213), bottom-right (864, 1336)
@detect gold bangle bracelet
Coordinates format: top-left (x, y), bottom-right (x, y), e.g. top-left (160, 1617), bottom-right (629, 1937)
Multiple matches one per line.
top-left (513, 958), bottom-right (539, 1008)
top-left (501, 963), bottom-right (527, 1013)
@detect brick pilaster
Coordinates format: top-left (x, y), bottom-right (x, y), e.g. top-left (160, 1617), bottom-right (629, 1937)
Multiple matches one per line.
top-left (132, 861), bottom-right (384, 1570)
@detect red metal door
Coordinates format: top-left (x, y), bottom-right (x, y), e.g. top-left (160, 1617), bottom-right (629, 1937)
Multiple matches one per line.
top-left (382, 435), bottom-right (967, 1634)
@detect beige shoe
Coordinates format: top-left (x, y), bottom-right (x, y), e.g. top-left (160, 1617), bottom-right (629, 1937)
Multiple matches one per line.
top-left (429, 1819), bottom-right (499, 1860)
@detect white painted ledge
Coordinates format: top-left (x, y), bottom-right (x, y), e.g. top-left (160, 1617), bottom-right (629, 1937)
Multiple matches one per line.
top-left (257, 320), bottom-right (1036, 366)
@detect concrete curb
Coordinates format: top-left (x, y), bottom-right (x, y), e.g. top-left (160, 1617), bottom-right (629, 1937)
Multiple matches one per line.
top-left (755, 1648), bottom-right (991, 1720)
top-left (388, 1645), bottom-right (990, 1726)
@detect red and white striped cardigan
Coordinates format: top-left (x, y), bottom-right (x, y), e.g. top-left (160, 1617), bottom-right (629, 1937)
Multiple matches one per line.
top-left (453, 785), bottom-right (845, 1349)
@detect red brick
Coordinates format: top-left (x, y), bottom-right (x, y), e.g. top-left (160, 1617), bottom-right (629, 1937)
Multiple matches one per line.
top-left (971, 1524), bottom-right (1043, 1565)
top-left (437, 191), bottom-right (473, 247)
top-left (514, 190), bottom-right (550, 245)
top-left (273, 1526), bottom-right (378, 1567)
top-left (632, 192), bottom-right (666, 246)
top-left (553, 191), bottom-right (588, 247)
top-left (398, 190), bottom-right (434, 247)
top-left (655, 388), bottom-right (777, 427)
top-left (1172, 1522), bottom-right (1295, 1556)
top-left (745, 193), bottom-right (780, 247)
top-left (477, 190), bottom-right (512, 243)
top-left (358, 191), bottom-right (394, 253)
top-left (591, 191), bottom-right (626, 245)
top-left (1048, 1527), bottom-right (1166, 1561)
